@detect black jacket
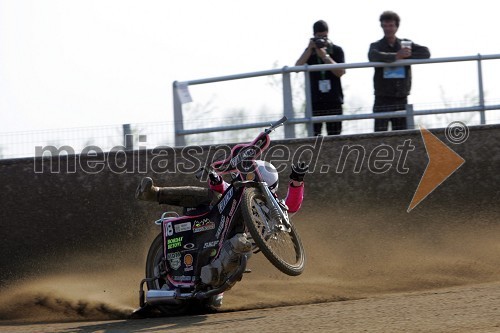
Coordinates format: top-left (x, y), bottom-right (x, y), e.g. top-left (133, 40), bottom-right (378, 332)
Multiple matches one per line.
top-left (368, 38), bottom-right (430, 97)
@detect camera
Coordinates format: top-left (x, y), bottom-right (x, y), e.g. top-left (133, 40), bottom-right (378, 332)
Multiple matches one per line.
top-left (312, 37), bottom-right (329, 48)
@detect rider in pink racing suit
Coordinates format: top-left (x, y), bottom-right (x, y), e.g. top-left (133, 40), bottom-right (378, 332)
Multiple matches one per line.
top-left (135, 160), bottom-right (308, 307)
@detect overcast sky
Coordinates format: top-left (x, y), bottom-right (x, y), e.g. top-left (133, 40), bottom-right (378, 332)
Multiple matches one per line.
top-left (1, 0), bottom-right (499, 134)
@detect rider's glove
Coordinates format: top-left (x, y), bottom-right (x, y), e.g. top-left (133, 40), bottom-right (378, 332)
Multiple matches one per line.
top-left (209, 171), bottom-right (223, 185)
top-left (289, 162), bottom-right (309, 182)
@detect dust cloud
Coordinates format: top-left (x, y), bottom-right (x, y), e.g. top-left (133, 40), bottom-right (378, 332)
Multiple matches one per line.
top-left (1, 208), bottom-right (499, 323)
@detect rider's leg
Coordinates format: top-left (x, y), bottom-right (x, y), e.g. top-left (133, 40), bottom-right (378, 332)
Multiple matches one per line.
top-left (135, 177), bottom-right (220, 207)
top-left (157, 186), bottom-right (215, 207)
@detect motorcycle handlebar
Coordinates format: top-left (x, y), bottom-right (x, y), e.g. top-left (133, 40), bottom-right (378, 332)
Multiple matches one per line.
top-left (264, 116), bottom-right (287, 134)
top-left (195, 166), bottom-right (216, 180)
top-left (198, 117), bottom-right (288, 180)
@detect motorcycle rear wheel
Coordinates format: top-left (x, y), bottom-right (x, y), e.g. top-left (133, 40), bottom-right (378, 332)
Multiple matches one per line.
top-left (145, 233), bottom-right (221, 315)
top-left (145, 233), bottom-right (190, 316)
top-left (241, 188), bottom-right (305, 276)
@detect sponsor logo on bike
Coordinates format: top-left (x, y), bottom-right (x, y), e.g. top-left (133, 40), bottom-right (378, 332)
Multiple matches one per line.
top-left (193, 218), bottom-right (215, 233)
top-left (184, 254), bottom-right (193, 272)
top-left (230, 147), bottom-right (257, 169)
top-left (203, 240), bottom-right (219, 249)
top-left (183, 243), bottom-right (195, 250)
top-left (218, 187), bottom-right (234, 213)
top-left (169, 258), bottom-right (181, 270)
top-left (167, 252), bottom-right (181, 259)
top-left (167, 251), bottom-right (182, 270)
top-left (174, 222), bottom-right (191, 233)
top-left (172, 275), bottom-right (194, 282)
top-left (167, 236), bottom-right (183, 249)
top-left (229, 200), bottom-right (237, 217)
top-left (215, 215), bottom-right (226, 239)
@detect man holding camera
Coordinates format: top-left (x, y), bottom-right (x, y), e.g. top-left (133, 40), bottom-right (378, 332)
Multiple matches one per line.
top-left (296, 20), bottom-right (345, 136)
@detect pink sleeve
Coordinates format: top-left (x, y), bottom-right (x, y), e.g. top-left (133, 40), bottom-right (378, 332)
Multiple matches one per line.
top-left (208, 180), bottom-right (229, 194)
top-left (285, 182), bottom-right (304, 213)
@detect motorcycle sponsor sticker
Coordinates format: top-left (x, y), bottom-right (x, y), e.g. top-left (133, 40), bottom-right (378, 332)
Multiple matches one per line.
top-left (169, 258), bottom-right (182, 270)
top-left (167, 236), bottom-right (183, 249)
top-left (215, 215), bottom-right (226, 239)
top-left (229, 200), bottom-right (237, 217)
top-left (193, 218), bottom-right (215, 233)
top-left (183, 243), bottom-right (195, 250)
top-left (184, 254), bottom-right (194, 272)
top-left (174, 222), bottom-right (191, 233)
top-left (203, 240), bottom-right (219, 249)
top-left (167, 252), bottom-right (181, 260)
top-left (217, 187), bottom-right (234, 213)
top-left (230, 147), bottom-right (257, 168)
top-left (173, 275), bottom-right (193, 282)
top-left (167, 251), bottom-right (182, 270)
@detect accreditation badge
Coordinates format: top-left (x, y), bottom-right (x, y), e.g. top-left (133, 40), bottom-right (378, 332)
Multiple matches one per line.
top-left (319, 79), bottom-right (331, 93)
top-left (383, 66), bottom-right (406, 79)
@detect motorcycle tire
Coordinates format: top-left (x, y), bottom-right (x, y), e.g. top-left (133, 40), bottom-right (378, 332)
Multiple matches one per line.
top-left (145, 233), bottom-right (190, 316)
top-left (241, 187), bottom-right (305, 276)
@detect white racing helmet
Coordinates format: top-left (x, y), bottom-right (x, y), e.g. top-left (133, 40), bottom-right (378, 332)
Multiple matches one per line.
top-left (255, 160), bottom-right (279, 192)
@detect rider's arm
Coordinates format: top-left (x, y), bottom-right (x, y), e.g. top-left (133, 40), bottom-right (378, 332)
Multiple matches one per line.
top-left (285, 162), bottom-right (308, 213)
top-left (285, 181), bottom-right (304, 213)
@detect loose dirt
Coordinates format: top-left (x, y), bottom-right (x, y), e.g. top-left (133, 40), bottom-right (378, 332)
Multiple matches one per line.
top-left (1, 208), bottom-right (499, 332)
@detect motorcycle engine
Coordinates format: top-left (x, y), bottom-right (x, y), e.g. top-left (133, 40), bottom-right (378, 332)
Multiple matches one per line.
top-left (200, 233), bottom-right (252, 287)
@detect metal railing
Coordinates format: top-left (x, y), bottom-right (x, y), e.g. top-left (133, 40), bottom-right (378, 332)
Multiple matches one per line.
top-left (172, 53), bottom-right (500, 146)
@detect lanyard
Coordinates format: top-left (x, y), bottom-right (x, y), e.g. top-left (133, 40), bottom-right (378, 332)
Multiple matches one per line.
top-left (316, 44), bottom-right (332, 80)
top-left (316, 55), bottom-right (327, 80)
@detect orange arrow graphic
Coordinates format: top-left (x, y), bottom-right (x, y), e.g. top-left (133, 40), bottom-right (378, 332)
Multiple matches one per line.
top-left (407, 126), bottom-right (465, 212)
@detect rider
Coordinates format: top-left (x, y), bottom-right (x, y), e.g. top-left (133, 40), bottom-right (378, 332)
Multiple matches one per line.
top-left (135, 160), bottom-right (309, 214)
top-left (135, 160), bottom-right (308, 308)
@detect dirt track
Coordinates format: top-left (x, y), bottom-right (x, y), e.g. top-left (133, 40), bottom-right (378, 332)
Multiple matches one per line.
top-left (1, 281), bottom-right (500, 332)
top-left (1, 205), bottom-right (500, 332)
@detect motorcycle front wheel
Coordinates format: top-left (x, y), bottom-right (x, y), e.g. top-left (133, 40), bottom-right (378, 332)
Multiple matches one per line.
top-left (241, 188), bottom-right (305, 276)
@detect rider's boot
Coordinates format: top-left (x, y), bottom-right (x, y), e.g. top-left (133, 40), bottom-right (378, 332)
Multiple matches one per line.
top-left (135, 177), bottom-right (159, 202)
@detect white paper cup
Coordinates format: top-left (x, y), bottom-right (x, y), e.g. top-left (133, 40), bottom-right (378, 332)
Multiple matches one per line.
top-left (401, 40), bottom-right (412, 49)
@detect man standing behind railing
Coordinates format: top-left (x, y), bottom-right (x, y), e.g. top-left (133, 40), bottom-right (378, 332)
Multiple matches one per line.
top-left (368, 10), bottom-right (430, 132)
top-left (296, 20), bottom-right (346, 136)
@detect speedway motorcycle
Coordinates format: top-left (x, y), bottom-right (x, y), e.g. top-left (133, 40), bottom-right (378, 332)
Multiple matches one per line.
top-left (132, 116), bottom-right (306, 317)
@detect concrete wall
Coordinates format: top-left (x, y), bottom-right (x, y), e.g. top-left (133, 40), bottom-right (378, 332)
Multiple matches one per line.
top-left (1, 125), bottom-right (499, 286)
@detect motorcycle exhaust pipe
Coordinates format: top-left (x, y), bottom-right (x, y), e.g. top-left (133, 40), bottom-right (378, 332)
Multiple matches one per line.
top-left (145, 289), bottom-right (192, 305)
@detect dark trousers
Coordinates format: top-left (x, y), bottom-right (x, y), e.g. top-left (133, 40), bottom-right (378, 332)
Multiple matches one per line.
top-left (158, 186), bottom-right (219, 207)
top-left (312, 104), bottom-right (343, 136)
top-left (373, 96), bottom-right (408, 132)
top-left (157, 186), bottom-right (222, 215)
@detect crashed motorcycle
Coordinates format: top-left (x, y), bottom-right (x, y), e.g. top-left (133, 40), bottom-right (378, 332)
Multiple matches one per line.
top-left (132, 116), bottom-right (305, 317)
